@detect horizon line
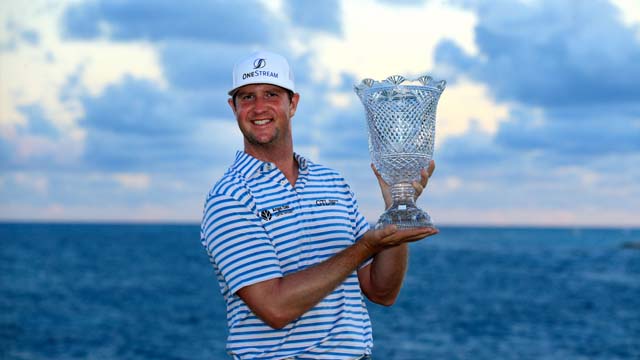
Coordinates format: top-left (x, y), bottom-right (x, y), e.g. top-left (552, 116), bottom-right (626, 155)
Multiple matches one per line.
top-left (0, 219), bottom-right (638, 230)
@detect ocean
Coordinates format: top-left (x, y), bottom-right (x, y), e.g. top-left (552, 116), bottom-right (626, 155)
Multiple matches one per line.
top-left (1, 223), bottom-right (638, 359)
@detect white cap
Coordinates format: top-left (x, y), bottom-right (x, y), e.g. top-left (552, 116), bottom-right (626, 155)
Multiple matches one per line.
top-left (229, 51), bottom-right (295, 95)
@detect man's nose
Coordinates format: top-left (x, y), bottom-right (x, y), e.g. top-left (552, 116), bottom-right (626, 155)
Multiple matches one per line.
top-left (252, 96), bottom-right (268, 113)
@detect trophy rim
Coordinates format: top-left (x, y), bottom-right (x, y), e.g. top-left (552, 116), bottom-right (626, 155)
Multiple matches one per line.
top-left (354, 75), bottom-right (447, 94)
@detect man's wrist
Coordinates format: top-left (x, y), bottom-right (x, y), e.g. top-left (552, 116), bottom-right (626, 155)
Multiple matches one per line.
top-left (355, 231), bottom-right (382, 257)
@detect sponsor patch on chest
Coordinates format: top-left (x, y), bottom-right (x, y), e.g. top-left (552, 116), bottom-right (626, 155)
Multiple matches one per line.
top-left (259, 204), bottom-right (293, 221)
top-left (315, 199), bottom-right (338, 206)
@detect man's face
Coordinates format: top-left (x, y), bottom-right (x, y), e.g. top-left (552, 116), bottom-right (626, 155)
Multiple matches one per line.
top-left (228, 84), bottom-right (299, 147)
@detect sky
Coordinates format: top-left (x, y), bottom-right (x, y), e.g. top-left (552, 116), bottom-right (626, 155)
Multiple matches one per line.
top-left (1, 0), bottom-right (639, 227)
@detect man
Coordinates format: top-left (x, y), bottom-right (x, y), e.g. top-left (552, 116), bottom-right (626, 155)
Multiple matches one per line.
top-left (201, 50), bottom-right (437, 359)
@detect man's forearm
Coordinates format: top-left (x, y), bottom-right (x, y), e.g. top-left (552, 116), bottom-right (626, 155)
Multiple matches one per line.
top-left (237, 238), bottom-right (376, 329)
top-left (359, 244), bottom-right (409, 305)
top-left (237, 226), bottom-right (433, 329)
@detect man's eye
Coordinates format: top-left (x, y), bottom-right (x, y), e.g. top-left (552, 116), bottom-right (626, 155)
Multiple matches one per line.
top-left (241, 94), bottom-right (254, 100)
top-left (266, 92), bottom-right (278, 98)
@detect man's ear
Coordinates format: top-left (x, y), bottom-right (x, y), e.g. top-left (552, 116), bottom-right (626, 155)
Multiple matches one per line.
top-left (289, 93), bottom-right (300, 117)
top-left (227, 98), bottom-right (237, 114)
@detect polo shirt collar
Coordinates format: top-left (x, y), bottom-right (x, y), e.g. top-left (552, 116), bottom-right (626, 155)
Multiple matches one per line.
top-left (232, 151), bottom-right (310, 178)
top-left (294, 152), bottom-right (309, 171)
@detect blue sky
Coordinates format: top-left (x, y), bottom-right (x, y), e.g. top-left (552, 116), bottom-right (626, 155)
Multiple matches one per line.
top-left (1, 0), bottom-right (639, 226)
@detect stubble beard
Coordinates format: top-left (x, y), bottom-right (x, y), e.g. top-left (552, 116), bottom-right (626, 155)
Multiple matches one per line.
top-left (243, 127), bottom-right (281, 147)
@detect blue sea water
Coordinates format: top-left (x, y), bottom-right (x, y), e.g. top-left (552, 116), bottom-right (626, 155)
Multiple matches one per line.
top-left (1, 223), bottom-right (639, 359)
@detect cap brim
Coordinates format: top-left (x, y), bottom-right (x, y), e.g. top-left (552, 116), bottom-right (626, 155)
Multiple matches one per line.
top-left (228, 83), bottom-right (294, 97)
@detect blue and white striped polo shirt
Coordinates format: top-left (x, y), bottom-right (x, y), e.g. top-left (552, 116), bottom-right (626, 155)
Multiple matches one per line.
top-left (201, 151), bottom-right (372, 360)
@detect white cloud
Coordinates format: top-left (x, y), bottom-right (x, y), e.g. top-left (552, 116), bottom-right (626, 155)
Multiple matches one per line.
top-left (113, 173), bottom-right (151, 190)
top-left (442, 176), bottom-right (462, 192)
top-left (434, 206), bottom-right (640, 228)
top-left (326, 92), bottom-right (352, 108)
top-left (0, 0), bottom-right (165, 130)
top-left (436, 78), bottom-right (510, 139)
top-left (305, 0), bottom-right (477, 84)
top-left (8, 128), bottom-right (85, 166)
top-left (297, 1), bottom-right (509, 144)
top-left (1, 0), bottom-right (637, 227)
top-left (611, 0), bottom-right (640, 28)
top-left (57, 41), bottom-right (166, 96)
top-left (13, 134), bottom-right (58, 160)
top-left (553, 166), bottom-right (602, 187)
top-left (13, 172), bottom-right (48, 194)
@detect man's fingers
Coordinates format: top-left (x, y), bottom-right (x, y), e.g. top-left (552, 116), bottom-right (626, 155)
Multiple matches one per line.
top-left (421, 160), bottom-right (435, 186)
top-left (371, 163), bottom-right (382, 179)
top-left (412, 168), bottom-right (429, 198)
top-left (378, 224), bottom-right (398, 238)
top-left (413, 160), bottom-right (436, 199)
top-left (365, 226), bottom-right (438, 251)
top-left (397, 227), bottom-right (438, 239)
top-left (402, 228), bottom-right (439, 242)
top-left (412, 181), bottom-right (424, 197)
top-left (383, 226), bottom-right (438, 244)
top-left (371, 163), bottom-right (388, 186)
top-left (420, 168), bottom-right (429, 186)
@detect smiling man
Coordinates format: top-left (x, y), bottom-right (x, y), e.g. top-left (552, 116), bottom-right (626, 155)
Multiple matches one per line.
top-left (200, 50), bottom-right (437, 359)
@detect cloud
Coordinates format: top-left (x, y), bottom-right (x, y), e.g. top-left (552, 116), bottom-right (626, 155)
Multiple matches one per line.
top-left (284, 0), bottom-right (343, 35)
top-left (61, 0), bottom-right (276, 44)
top-left (374, 0), bottom-right (427, 6)
top-left (0, 169), bottom-right (211, 222)
top-left (2, 0), bottom-right (638, 225)
top-left (307, 105), bottom-right (369, 161)
top-left (77, 75), bottom-right (235, 172)
top-left (11, 172), bottom-right (48, 194)
top-left (159, 42), bottom-right (246, 96)
top-left (433, 39), bottom-right (475, 75)
top-left (0, 19), bottom-right (40, 51)
top-left (439, 122), bottom-right (500, 162)
top-left (431, 0), bottom-right (640, 169)
top-left (430, 124), bottom-right (640, 224)
top-left (16, 104), bottom-right (60, 138)
top-left (436, 78), bottom-right (510, 137)
top-left (80, 76), bottom-right (188, 135)
top-left (20, 29), bottom-right (39, 45)
top-left (438, 0), bottom-right (640, 107)
top-left (0, 102), bottom-right (84, 172)
top-left (495, 106), bottom-right (640, 161)
top-left (112, 172), bottom-right (150, 190)
top-left (306, 0), bottom-right (477, 84)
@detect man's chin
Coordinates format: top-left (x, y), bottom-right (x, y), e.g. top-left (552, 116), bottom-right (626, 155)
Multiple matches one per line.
top-left (245, 135), bottom-right (278, 146)
top-left (244, 130), bottom-right (280, 146)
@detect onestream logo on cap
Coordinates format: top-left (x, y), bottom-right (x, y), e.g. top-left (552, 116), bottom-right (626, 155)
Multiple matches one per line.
top-left (241, 58), bottom-right (279, 81)
top-left (229, 51), bottom-right (295, 95)
top-left (253, 58), bottom-right (266, 69)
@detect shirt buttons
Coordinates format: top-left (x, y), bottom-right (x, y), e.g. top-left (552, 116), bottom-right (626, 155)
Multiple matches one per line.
top-left (263, 163), bottom-right (272, 172)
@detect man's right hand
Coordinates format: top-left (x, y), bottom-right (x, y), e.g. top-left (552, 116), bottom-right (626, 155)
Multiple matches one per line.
top-left (359, 225), bottom-right (438, 253)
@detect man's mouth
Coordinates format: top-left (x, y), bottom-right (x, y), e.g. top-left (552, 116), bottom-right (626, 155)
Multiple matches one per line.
top-left (252, 119), bottom-right (272, 125)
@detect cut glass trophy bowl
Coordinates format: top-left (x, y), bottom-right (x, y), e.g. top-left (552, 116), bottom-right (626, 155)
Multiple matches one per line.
top-left (355, 75), bottom-right (446, 229)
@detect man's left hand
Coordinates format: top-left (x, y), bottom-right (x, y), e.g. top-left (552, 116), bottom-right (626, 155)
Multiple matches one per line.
top-left (371, 160), bottom-right (435, 209)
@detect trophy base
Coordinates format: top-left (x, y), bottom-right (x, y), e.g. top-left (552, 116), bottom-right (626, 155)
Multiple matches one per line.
top-left (374, 203), bottom-right (434, 230)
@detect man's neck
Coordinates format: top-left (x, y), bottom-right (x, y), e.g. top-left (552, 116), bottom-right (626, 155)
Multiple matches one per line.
top-left (244, 143), bottom-right (299, 186)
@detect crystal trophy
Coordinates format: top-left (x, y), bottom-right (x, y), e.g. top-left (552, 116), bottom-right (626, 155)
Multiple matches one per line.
top-left (355, 75), bottom-right (446, 229)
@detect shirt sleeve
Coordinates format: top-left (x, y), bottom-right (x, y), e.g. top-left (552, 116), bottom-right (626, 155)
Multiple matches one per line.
top-left (201, 193), bottom-right (283, 295)
top-left (347, 185), bottom-right (372, 268)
